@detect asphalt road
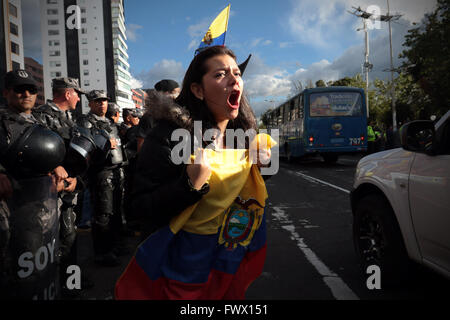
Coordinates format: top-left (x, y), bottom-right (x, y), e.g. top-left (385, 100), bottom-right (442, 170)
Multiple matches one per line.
top-left (71, 153), bottom-right (449, 301)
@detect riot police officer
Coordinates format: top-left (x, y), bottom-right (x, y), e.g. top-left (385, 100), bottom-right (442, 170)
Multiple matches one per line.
top-left (105, 103), bottom-right (132, 249)
top-left (33, 77), bottom-right (94, 296)
top-left (77, 90), bottom-right (122, 267)
top-left (119, 108), bottom-right (141, 225)
top-left (0, 70), bottom-right (66, 299)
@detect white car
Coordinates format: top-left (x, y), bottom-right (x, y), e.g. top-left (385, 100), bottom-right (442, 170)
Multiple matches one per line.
top-left (351, 111), bottom-right (450, 285)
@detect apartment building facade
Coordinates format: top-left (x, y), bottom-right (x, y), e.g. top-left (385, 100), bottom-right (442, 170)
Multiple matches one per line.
top-left (40, 0), bottom-right (133, 116)
top-left (24, 56), bottom-right (45, 105)
top-left (1, 0), bottom-right (25, 93)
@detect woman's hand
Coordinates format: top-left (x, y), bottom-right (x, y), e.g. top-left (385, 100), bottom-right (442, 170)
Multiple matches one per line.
top-left (256, 148), bottom-right (272, 168)
top-left (186, 148), bottom-right (211, 190)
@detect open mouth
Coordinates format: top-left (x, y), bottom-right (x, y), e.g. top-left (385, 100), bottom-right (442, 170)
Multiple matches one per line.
top-left (227, 90), bottom-right (241, 109)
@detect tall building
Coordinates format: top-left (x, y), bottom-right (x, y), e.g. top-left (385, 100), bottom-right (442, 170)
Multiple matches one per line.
top-left (24, 57), bottom-right (45, 105)
top-left (1, 0), bottom-right (25, 93)
top-left (40, 0), bottom-right (134, 116)
top-left (131, 88), bottom-right (146, 109)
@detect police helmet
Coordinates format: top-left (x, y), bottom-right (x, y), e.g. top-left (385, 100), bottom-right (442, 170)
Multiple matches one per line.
top-left (65, 126), bottom-right (97, 176)
top-left (6, 124), bottom-right (66, 177)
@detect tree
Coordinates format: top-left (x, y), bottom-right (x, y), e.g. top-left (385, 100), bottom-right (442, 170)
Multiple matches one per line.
top-left (400, 0), bottom-right (450, 118)
top-left (260, 108), bottom-right (273, 127)
top-left (315, 80), bottom-right (326, 87)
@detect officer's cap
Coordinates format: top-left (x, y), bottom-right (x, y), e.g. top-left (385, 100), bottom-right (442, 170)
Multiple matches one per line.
top-left (52, 77), bottom-right (85, 94)
top-left (87, 90), bottom-right (110, 102)
top-left (107, 102), bottom-right (120, 116)
top-left (4, 69), bottom-right (38, 89)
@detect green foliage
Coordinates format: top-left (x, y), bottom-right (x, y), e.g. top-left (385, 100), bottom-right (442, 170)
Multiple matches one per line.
top-left (400, 0), bottom-right (450, 118)
top-left (315, 80), bottom-right (326, 87)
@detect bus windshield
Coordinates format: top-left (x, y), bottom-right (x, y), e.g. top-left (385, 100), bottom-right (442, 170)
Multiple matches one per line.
top-left (309, 92), bottom-right (363, 117)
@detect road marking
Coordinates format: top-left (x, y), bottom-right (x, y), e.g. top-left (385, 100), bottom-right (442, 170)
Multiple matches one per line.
top-left (287, 170), bottom-right (351, 194)
top-left (272, 206), bottom-right (359, 300)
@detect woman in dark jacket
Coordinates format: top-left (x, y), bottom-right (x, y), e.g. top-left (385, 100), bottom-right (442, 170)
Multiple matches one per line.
top-left (131, 46), bottom-right (258, 238)
top-left (117, 46), bottom-right (273, 300)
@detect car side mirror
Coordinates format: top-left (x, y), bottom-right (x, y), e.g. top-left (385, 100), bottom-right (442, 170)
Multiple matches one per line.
top-left (400, 120), bottom-right (436, 155)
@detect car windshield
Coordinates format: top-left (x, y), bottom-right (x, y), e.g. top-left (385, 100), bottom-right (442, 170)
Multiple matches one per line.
top-left (309, 92), bottom-right (363, 117)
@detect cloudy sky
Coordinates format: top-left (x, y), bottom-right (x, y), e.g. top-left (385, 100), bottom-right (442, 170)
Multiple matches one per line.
top-left (22, 0), bottom-right (437, 116)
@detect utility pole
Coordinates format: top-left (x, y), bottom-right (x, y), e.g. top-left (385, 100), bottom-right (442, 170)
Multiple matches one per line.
top-left (386, 0), bottom-right (397, 131)
top-left (349, 3), bottom-right (402, 128)
top-left (349, 7), bottom-right (373, 119)
top-left (363, 19), bottom-right (371, 119)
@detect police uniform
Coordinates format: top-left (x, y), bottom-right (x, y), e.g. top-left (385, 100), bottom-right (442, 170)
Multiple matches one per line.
top-left (0, 70), bottom-right (65, 299)
top-left (77, 90), bottom-right (122, 266)
top-left (106, 103), bottom-right (130, 241)
top-left (32, 77), bottom-right (89, 295)
top-left (119, 109), bottom-right (141, 223)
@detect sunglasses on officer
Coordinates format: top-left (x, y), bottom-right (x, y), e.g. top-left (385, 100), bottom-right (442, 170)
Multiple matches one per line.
top-left (13, 85), bottom-right (38, 95)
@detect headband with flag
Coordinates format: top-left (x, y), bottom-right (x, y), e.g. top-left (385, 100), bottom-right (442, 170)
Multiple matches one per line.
top-left (195, 4), bottom-right (230, 55)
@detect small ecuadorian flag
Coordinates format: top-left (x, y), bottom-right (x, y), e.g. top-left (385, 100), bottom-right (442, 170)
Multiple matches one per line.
top-left (195, 4), bottom-right (230, 55)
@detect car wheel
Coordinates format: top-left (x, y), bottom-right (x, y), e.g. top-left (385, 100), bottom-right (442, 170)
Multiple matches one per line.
top-left (353, 194), bottom-right (412, 287)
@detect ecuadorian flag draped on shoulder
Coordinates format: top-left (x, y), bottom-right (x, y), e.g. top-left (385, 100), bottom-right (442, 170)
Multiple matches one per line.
top-left (115, 134), bottom-right (276, 300)
top-left (195, 5), bottom-right (230, 55)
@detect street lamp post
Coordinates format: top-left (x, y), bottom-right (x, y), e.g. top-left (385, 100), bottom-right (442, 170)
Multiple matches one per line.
top-left (387, 0), bottom-right (397, 131)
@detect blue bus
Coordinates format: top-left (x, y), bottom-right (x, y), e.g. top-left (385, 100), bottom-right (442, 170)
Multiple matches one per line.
top-left (266, 86), bottom-right (367, 163)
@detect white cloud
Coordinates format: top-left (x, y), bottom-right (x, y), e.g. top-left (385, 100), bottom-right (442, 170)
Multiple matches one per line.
top-left (243, 55), bottom-right (293, 97)
top-left (187, 20), bottom-right (210, 50)
top-left (130, 77), bottom-right (143, 89)
top-left (134, 59), bottom-right (185, 89)
top-left (126, 24), bottom-right (143, 42)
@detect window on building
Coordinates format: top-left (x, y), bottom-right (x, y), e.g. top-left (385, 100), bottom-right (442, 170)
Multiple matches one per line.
top-left (81, 38), bottom-right (88, 44)
top-left (12, 61), bottom-right (21, 70)
top-left (83, 60), bottom-right (89, 66)
top-left (49, 40), bottom-right (60, 46)
top-left (84, 80), bottom-right (90, 86)
top-left (81, 18), bottom-right (86, 24)
top-left (50, 71), bottom-right (62, 77)
top-left (47, 0), bottom-right (58, 4)
top-left (47, 9), bottom-right (58, 15)
top-left (9, 22), bottom-right (18, 36)
top-left (81, 8), bottom-right (86, 13)
top-left (48, 19), bottom-right (59, 25)
top-left (82, 49), bottom-right (88, 55)
top-left (81, 28), bottom-right (87, 34)
top-left (11, 42), bottom-right (19, 55)
top-left (83, 70), bottom-right (89, 76)
top-left (9, 3), bottom-right (18, 17)
top-left (48, 30), bottom-right (59, 36)
top-left (49, 50), bottom-right (60, 57)
top-left (49, 61), bottom-right (61, 67)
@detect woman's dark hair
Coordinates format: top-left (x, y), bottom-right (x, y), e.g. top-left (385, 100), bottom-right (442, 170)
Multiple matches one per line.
top-left (176, 46), bottom-right (257, 135)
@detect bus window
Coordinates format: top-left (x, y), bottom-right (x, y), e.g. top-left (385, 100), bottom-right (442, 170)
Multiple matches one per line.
top-left (309, 92), bottom-right (362, 117)
top-left (298, 95), bottom-right (304, 119)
